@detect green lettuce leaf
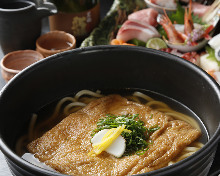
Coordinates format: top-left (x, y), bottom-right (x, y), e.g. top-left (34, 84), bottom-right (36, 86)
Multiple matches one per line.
top-left (206, 46), bottom-right (220, 66)
top-left (169, 2), bottom-right (185, 24)
top-left (169, 2), bottom-right (205, 25)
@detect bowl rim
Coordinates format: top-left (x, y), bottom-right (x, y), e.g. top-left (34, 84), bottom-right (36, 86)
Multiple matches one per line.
top-left (0, 45), bottom-right (220, 175)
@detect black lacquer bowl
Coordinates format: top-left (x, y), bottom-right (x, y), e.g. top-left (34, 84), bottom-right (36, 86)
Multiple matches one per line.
top-left (0, 46), bottom-right (220, 176)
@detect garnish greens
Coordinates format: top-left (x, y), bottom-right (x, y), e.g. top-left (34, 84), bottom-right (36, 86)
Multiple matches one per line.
top-left (206, 46), bottom-right (220, 66)
top-left (128, 39), bottom-right (146, 47)
top-left (169, 2), bottom-right (185, 24)
top-left (168, 2), bottom-right (205, 25)
top-left (91, 114), bottom-right (160, 156)
top-left (157, 25), bottom-right (168, 39)
top-left (158, 2), bottom-right (205, 38)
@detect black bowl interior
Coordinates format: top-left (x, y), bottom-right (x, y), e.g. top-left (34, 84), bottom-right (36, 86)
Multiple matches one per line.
top-left (0, 46), bottom-right (220, 176)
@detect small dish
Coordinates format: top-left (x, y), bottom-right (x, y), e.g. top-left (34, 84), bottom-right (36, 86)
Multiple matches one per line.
top-left (0, 50), bottom-right (43, 81)
top-left (165, 39), bottom-right (209, 53)
top-left (144, 0), bottom-right (177, 14)
top-left (36, 31), bottom-right (76, 57)
top-left (157, 0), bottom-right (220, 53)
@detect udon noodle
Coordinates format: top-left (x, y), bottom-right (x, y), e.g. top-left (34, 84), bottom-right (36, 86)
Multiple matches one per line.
top-left (16, 90), bottom-right (203, 169)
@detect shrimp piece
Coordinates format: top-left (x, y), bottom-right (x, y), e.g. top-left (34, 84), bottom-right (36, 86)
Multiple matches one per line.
top-left (158, 10), bottom-right (185, 44)
top-left (184, 0), bottom-right (194, 36)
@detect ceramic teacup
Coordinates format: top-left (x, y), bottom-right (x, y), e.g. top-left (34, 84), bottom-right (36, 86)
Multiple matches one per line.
top-left (0, 50), bottom-right (44, 81)
top-left (36, 31), bottom-right (76, 57)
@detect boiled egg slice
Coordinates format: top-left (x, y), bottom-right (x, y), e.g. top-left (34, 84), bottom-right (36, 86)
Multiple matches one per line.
top-left (88, 125), bottom-right (129, 158)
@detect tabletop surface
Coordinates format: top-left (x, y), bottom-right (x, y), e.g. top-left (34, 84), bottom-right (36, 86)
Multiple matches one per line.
top-left (0, 0), bottom-right (219, 176)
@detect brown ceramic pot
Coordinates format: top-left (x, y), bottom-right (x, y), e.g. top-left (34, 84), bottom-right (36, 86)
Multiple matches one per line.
top-left (36, 31), bottom-right (76, 58)
top-left (49, 2), bottom-right (100, 42)
top-left (0, 50), bottom-right (43, 81)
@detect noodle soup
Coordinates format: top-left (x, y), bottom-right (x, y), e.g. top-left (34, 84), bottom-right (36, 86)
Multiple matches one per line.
top-left (17, 89), bottom-right (208, 175)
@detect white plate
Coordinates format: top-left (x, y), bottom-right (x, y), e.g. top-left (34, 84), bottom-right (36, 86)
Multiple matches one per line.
top-left (144, 0), bottom-right (176, 14)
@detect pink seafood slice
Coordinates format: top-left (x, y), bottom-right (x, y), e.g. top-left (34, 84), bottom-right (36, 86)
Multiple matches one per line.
top-left (128, 8), bottom-right (159, 27)
top-left (116, 20), bottom-right (160, 42)
top-left (191, 2), bottom-right (210, 17)
top-left (121, 20), bottom-right (159, 35)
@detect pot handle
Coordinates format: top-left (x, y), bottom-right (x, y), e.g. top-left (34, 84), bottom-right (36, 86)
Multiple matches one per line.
top-left (35, 0), bottom-right (57, 18)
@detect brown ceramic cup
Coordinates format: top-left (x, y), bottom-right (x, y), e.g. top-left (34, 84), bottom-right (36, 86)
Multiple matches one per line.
top-left (36, 31), bottom-right (76, 57)
top-left (0, 50), bottom-right (43, 81)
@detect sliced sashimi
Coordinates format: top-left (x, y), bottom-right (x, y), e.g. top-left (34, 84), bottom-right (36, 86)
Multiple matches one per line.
top-left (121, 20), bottom-right (159, 35)
top-left (116, 21), bottom-right (160, 42)
top-left (128, 8), bottom-right (159, 27)
top-left (191, 2), bottom-right (210, 17)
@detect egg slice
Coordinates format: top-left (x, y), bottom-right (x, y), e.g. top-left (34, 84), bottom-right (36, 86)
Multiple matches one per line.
top-left (91, 129), bottom-right (126, 157)
top-left (88, 125), bottom-right (131, 157)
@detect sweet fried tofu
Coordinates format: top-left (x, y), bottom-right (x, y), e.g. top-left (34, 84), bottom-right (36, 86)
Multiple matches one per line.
top-left (28, 95), bottom-right (201, 175)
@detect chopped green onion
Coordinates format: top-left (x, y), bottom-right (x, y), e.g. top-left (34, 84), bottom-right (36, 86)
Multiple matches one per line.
top-left (91, 114), bottom-right (160, 156)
